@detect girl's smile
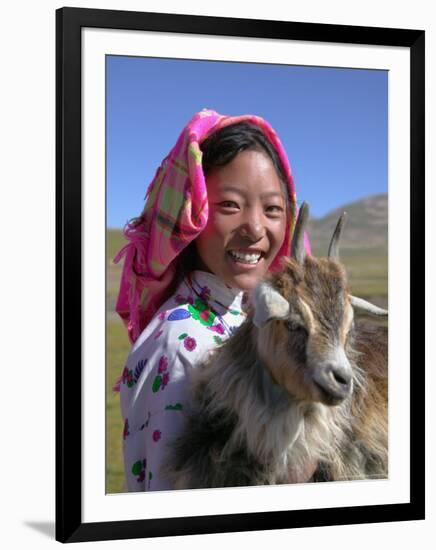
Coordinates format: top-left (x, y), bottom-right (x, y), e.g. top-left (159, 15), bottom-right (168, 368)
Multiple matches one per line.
top-left (195, 149), bottom-right (287, 291)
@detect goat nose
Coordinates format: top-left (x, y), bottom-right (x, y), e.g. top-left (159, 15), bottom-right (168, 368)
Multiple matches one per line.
top-left (313, 361), bottom-right (352, 405)
top-left (328, 363), bottom-right (352, 389)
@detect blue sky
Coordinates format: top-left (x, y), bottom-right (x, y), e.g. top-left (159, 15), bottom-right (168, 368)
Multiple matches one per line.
top-left (107, 56), bottom-right (387, 228)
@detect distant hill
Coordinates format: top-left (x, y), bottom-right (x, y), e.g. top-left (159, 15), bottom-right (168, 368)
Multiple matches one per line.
top-left (307, 194), bottom-right (387, 257)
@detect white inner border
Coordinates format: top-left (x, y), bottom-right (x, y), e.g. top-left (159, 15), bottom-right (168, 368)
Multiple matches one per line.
top-left (82, 27), bottom-right (410, 524)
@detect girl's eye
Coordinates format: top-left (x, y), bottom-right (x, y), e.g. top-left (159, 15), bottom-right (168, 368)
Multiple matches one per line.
top-left (266, 205), bottom-right (284, 214)
top-left (219, 201), bottom-right (239, 209)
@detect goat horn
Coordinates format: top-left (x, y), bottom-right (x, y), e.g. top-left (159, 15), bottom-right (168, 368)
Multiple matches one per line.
top-left (350, 296), bottom-right (388, 317)
top-left (328, 212), bottom-right (347, 260)
top-left (291, 201), bottom-right (309, 264)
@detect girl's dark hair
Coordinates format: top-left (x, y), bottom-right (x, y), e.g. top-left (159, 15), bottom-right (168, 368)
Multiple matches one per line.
top-left (200, 121), bottom-right (288, 191)
top-left (177, 121), bottom-right (290, 281)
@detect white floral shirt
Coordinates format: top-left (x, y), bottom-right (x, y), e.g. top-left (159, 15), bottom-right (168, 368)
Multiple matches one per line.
top-left (119, 270), bottom-right (248, 491)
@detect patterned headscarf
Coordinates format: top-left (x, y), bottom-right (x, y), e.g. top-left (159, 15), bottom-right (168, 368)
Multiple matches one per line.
top-left (114, 109), bottom-right (308, 344)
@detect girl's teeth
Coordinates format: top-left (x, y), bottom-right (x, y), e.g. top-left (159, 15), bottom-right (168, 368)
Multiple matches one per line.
top-left (228, 251), bottom-right (261, 264)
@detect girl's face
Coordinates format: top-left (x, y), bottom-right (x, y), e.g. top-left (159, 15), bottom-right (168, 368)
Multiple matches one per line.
top-left (195, 149), bottom-right (287, 291)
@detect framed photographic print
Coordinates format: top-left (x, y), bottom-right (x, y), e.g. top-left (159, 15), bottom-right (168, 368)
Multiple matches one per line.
top-left (56, 6), bottom-right (425, 543)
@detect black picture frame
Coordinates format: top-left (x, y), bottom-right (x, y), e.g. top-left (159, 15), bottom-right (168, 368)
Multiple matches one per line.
top-left (56, 6), bottom-right (425, 543)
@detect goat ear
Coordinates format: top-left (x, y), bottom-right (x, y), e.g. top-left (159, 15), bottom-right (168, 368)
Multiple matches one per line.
top-left (252, 282), bottom-right (290, 328)
top-left (350, 295), bottom-right (388, 317)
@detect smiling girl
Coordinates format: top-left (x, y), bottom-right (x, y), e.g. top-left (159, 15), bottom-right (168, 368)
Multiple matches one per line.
top-left (113, 109), bottom-right (309, 491)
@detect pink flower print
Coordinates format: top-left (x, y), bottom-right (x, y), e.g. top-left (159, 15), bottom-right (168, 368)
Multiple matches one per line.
top-left (162, 372), bottom-right (170, 388)
top-left (208, 323), bottom-right (225, 334)
top-left (216, 324), bottom-right (225, 334)
top-left (183, 336), bottom-right (197, 352)
top-left (154, 329), bottom-right (163, 340)
top-left (158, 356), bottom-right (168, 373)
top-left (189, 298), bottom-right (215, 326)
top-left (200, 309), bottom-right (211, 323)
top-left (152, 358), bottom-right (170, 392)
top-left (152, 429), bottom-right (161, 442)
top-left (158, 311), bottom-right (166, 321)
top-left (123, 418), bottom-right (130, 440)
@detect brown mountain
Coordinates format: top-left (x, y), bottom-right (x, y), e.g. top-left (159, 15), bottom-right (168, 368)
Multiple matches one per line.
top-left (306, 193), bottom-right (388, 256)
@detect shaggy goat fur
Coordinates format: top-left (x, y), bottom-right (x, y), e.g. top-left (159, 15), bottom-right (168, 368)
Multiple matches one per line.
top-left (163, 255), bottom-right (388, 489)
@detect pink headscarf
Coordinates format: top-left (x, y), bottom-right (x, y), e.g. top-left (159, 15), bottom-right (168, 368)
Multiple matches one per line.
top-left (114, 109), bottom-right (308, 346)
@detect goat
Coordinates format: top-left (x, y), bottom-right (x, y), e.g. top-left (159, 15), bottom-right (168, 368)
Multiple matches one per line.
top-left (163, 203), bottom-right (388, 489)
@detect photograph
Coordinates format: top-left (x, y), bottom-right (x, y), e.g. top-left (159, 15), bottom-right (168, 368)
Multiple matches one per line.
top-left (106, 56), bottom-right (389, 494)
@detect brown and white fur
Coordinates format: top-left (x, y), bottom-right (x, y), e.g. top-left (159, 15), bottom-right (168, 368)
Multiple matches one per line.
top-left (163, 203), bottom-right (388, 489)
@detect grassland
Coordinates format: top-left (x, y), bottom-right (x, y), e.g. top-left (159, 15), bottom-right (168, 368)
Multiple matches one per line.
top-left (106, 318), bottom-right (130, 493)
top-left (107, 230), bottom-right (129, 493)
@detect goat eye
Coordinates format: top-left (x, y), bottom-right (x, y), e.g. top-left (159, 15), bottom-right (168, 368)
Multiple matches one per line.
top-left (285, 320), bottom-right (307, 336)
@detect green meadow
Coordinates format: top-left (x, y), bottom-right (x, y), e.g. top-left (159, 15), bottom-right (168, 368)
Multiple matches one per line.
top-left (106, 230), bottom-right (388, 493)
top-left (106, 230), bottom-right (130, 493)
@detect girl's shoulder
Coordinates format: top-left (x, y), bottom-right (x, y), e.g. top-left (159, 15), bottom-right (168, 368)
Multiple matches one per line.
top-left (128, 273), bottom-right (247, 365)
top-left (129, 280), bottom-right (212, 358)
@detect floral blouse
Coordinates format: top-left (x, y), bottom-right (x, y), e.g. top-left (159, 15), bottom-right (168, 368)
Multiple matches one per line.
top-left (119, 270), bottom-right (248, 491)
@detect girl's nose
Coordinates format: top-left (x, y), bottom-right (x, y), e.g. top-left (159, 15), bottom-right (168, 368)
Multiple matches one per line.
top-left (239, 220), bottom-right (266, 241)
